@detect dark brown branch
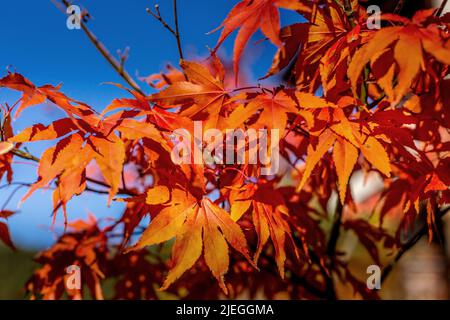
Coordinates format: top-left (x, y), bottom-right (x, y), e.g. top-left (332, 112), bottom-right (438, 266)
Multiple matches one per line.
top-left (367, 94), bottom-right (386, 109)
top-left (11, 148), bottom-right (39, 162)
top-left (324, 202), bottom-right (344, 286)
top-left (381, 206), bottom-right (450, 283)
top-left (11, 148), bottom-right (137, 196)
top-left (327, 199), bottom-right (343, 262)
top-left (57, 0), bottom-right (145, 96)
top-left (259, 251), bottom-right (328, 299)
top-left (289, 230), bottom-right (337, 299)
top-left (343, 0), bottom-right (357, 28)
top-left (320, 197), bottom-right (343, 300)
top-left (146, 1), bottom-right (184, 61)
top-left (172, 0), bottom-right (184, 60)
top-left (146, 6), bottom-right (176, 35)
top-left (0, 182), bottom-right (33, 191)
top-left (436, 0), bottom-right (449, 17)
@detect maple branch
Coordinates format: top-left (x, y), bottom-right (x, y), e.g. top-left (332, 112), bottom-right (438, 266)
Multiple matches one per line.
top-left (146, 0), bottom-right (184, 61)
top-left (306, 246), bottom-right (338, 299)
top-left (327, 199), bottom-right (343, 265)
top-left (11, 148), bottom-right (137, 196)
top-left (290, 122), bottom-right (310, 138)
top-left (231, 85), bottom-right (262, 93)
top-left (11, 148), bottom-right (39, 162)
top-left (290, 272), bottom-right (328, 299)
top-left (107, 230), bottom-right (144, 238)
top-left (367, 93), bottom-right (386, 110)
top-left (0, 182), bottom-right (33, 191)
top-left (0, 180), bottom-right (111, 197)
top-left (437, 0), bottom-right (449, 17)
top-left (172, 0), bottom-right (184, 60)
top-left (146, 6), bottom-right (176, 35)
top-left (1, 185), bottom-right (25, 211)
top-left (56, 0), bottom-right (145, 96)
top-left (260, 250), bottom-right (328, 299)
top-left (381, 206), bottom-right (450, 284)
top-left (289, 230), bottom-right (337, 299)
top-left (321, 198), bottom-right (343, 300)
top-left (88, 179), bottom-right (137, 196)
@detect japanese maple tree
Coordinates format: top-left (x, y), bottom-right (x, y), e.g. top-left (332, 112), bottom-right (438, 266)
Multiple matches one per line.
top-left (0, 0), bottom-right (449, 300)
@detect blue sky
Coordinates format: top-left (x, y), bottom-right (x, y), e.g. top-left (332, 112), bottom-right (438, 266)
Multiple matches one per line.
top-left (0, 0), bottom-right (300, 249)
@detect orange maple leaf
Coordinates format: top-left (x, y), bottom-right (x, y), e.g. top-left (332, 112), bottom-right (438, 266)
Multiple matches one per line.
top-left (212, 0), bottom-right (310, 83)
top-left (348, 10), bottom-right (450, 105)
top-left (150, 60), bottom-right (228, 130)
top-left (129, 186), bottom-right (254, 294)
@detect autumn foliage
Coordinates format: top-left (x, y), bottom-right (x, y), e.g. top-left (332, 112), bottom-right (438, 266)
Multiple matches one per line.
top-left (0, 0), bottom-right (449, 300)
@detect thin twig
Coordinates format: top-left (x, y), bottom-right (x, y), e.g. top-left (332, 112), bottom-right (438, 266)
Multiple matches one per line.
top-left (367, 93), bottom-right (386, 110)
top-left (1, 185), bottom-right (25, 211)
top-left (11, 148), bottom-right (39, 162)
top-left (146, 1), bottom-right (184, 61)
top-left (56, 0), bottom-right (145, 96)
top-left (172, 0), bottom-right (184, 60)
top-left (146, 7), bottom-right (176, 35)
top-left (11, 148), bottom-right (137, 196)
top-left (0, 182), bottom-right (33, 191)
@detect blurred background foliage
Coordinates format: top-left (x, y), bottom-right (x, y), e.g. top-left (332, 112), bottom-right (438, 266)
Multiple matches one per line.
top-left (2, 214), bottom-right (449, 300)
top-left (0, 245), bottom-right (35, 299)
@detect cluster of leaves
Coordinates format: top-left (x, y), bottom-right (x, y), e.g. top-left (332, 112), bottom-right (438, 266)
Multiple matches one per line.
top-left (0, 0), bottom-right (449, 299)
